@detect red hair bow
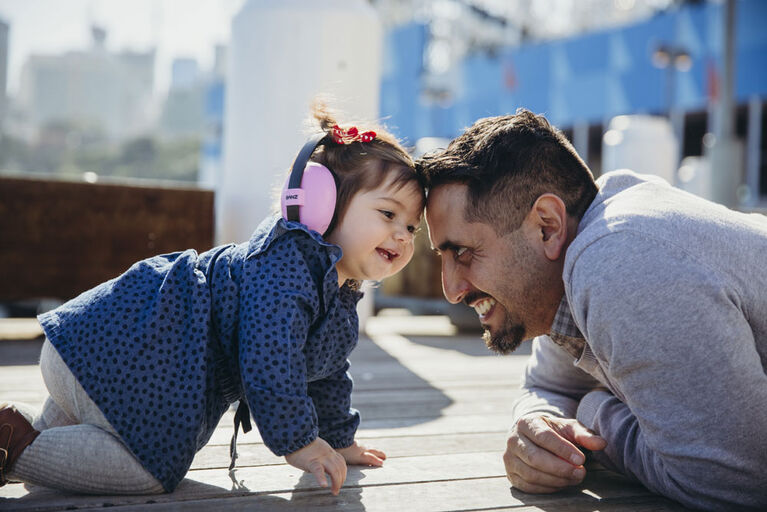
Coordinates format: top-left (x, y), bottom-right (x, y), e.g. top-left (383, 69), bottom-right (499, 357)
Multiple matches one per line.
top-left (332, 125), bottom-right (376, 144)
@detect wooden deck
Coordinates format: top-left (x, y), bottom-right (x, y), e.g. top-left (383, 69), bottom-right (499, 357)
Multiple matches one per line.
top-left (0, 315), bottom-right (688, 512)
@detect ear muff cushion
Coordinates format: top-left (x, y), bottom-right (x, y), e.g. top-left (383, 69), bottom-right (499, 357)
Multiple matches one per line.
top-left (281, 162), bottom-right (337, 234)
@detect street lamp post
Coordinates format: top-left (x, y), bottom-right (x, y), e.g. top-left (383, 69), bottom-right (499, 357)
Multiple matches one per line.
top-left (652, 43), bottom-right (691, 174)
top-left (707, 0), bottom-right (742, 207)
top-left (652, 44), bottom-right (692, 115)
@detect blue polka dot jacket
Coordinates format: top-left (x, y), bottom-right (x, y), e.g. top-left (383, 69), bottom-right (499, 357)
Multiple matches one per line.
top-left (37, 216), bottom-right (363, 492)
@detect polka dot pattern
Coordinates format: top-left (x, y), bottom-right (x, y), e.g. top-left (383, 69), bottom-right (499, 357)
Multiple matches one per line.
top-left (38, 216), bottom-right (362, 492)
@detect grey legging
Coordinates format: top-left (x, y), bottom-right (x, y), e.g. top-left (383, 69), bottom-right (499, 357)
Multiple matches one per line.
top-left (7, 339), bottom-right (165, 494)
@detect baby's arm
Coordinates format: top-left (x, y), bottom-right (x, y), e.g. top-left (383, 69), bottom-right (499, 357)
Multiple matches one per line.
top-left (237, 234), bottom-right (327, 457)
top-left (307, 364), bottom-right (386, 465)
top-left (306, 362), bottom-right (360, 447)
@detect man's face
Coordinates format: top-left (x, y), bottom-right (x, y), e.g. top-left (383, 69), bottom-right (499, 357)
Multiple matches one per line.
top-left (425, 183), bottom-right (564, 354)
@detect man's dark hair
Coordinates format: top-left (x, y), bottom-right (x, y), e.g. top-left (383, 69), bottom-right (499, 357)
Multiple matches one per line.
top-left (416, 109), bottom-right (598, 234)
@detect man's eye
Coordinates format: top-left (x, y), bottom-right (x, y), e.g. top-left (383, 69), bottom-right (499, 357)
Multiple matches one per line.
top-left (454, 247), bottom-right (469, 261)
top-left (379, 210), bottom-right (394, 219)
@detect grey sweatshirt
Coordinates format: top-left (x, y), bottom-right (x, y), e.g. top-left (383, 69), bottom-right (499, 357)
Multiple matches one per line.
top-left (512, 170), bottom-right (767, 511)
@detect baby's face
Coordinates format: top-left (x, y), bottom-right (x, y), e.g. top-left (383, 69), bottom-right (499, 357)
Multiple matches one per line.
top-left (326, 178), bottom-right (423, 284)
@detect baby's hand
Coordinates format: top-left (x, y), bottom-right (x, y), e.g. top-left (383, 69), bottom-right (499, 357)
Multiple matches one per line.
top-left (285, 438), bottom-right (347, 495)
top-left (336, 441), bottom-right (387, 467)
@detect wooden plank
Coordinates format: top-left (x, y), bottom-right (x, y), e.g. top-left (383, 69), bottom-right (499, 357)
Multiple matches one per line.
top-left (364, 315), bottom-right (458, 337)
top-left (0, 366), bottom-right (46, 405)
top-left (43, 487), bottom-right (685, 512)
top-left (2, 451), bottom-right (505, 504)
top-left (0, 321), bottom-right (687, 512)
top-left (71, 494), bottom-right (686, 512)
top-left (354, 333), bottom-right (526, 381)
top-left (190, 432), bottom-right (509, 470)
top-left (0, 452), bottom-right (659, 511)
top-left (352, 384), bottom-right (522, 403)
top-left (0, 480), bottom-right (684, 512)
top-left (205, 412), bottom-right (515, 446)
top-left (0, 320), bottom-right (43, 341)
top-left (351, 396), bottom-right (518, 420)
top-left (0, 391), bottom-right (521, 430)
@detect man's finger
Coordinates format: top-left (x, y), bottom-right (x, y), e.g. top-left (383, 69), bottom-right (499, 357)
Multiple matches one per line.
top-left (512, 433), bottom-right (587, 482)
top-left (509, 474), bottom-right (567, 495)
top-left (566, 422), bottom-right (607, 451)
top-left (520, 417), bottom-right (586, 466)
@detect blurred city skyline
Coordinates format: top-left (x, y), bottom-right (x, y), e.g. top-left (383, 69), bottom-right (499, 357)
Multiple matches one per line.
top-left (0, 0), bottom-right (682, 98)
top-left (0, 0), bottom-right (244, 96)
top-left (2, 0), bottom-right (762, 208)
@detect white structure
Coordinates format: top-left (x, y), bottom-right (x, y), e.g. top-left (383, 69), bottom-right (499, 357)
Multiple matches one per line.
top-left (220, 0), bottom-right (383, 328)
top-left (18, 27), bottom-right (155, 141)
top-left (219, 0), bottom-right (383, 245)
top-left (602, 115), bottom-right (678, 185)
top-left (677, 156), bottom-right (712, 199)
top-left (0, 18), bottom-right (8, 130)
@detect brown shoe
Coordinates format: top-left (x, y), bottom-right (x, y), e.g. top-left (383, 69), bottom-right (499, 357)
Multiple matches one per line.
top-left (0, 404), bottom-right (40, 486)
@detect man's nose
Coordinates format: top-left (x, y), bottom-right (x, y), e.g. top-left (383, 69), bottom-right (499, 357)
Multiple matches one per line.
top-left (441, 259), bottom-right (468, 304)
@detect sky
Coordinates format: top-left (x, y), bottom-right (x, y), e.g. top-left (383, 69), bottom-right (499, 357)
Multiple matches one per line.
top-left (0, 0), bottom-right (244, 96)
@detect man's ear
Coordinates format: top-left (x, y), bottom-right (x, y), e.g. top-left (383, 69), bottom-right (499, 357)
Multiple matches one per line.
top-left (528, 194), bottom-right (568, 261)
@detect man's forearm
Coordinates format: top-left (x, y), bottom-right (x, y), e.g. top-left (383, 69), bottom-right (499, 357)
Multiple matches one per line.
top-left (512, 387), bottom-right (579, 424)
top-left (513, 336), bottom-right (600, 425)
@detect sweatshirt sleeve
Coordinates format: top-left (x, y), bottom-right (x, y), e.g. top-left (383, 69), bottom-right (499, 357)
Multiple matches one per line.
top-left (569, 231), bottom-right (767, 511)
top-left (512, 336), bottom-right (601, 424)
top-left (237, 233), bottom-right (322, 456)
top-left (307, 361), bottom-right (360, 449)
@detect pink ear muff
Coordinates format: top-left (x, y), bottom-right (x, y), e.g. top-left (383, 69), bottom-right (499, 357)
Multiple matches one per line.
top-left (281, 162), bottom-right (337, 235)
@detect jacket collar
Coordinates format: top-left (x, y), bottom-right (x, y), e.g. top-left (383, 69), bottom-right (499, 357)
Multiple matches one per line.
top-left (246, 215), bottom-right (361, 307)
top-left (247, 215), bottom-right (342, 262)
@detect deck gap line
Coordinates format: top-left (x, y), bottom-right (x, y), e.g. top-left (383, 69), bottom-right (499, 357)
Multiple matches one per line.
top-left (142, 475), bottom-right (510, 503)
top-left (282, 474), bottom-right (508, 494)
top-left (190, 446), bottom-right (507, 470)
top-left (352, 382), bottom-right (521, 391)
top-left (203, 430), bottom-right (508, 448)
top-left (188, 449), bottom-right (508, 472)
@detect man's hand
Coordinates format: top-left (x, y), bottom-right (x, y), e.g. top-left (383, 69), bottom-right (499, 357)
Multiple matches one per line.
top-left (285, 438), bottom-right (347, 495)
top-left (336, 441), bottom-right (386, 467)
top-left (505, 415), bottom-right (607, 493)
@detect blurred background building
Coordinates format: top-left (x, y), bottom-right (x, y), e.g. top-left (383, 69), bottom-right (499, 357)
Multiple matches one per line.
top-left (0, 17), bottom-right (8, 131)
top-left (1, 0), bottom-right (765, 317)
top-left (378, 0), bottom-right (766, 207)
top-left (17, 26), bottom-right (155, 142)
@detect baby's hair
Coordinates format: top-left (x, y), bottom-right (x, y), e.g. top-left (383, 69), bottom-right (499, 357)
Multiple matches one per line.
top-left (308, 101), bottom-right (424, 236)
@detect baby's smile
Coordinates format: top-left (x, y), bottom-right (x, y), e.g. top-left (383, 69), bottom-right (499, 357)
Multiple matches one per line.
top-left (376, 247), bottom-right (399, 262)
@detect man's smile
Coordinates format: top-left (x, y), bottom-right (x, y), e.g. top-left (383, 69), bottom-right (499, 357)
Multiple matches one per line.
top-left (472, 297), bottom-right (496, 321)
top-left (465, 291), bottom-right (499, 323)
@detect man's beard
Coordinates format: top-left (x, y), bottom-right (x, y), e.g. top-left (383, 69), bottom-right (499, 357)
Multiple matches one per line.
top-left (482, 316), bottom-right (526, 355)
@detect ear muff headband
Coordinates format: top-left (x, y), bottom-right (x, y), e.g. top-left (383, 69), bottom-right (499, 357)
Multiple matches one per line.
top-left (281, 134), bottom-right (338, 234)
top-left (286, 133), bottom-right (325, 217)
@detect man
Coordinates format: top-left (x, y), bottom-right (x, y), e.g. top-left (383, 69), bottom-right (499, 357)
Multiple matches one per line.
top-left (416, 109), bottom-right (767, 511)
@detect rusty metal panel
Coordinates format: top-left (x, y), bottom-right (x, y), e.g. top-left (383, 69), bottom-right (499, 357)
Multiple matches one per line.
top-left (0, 176), bottom-right (214, 301)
